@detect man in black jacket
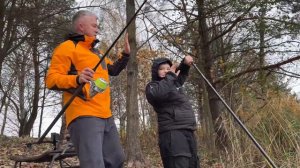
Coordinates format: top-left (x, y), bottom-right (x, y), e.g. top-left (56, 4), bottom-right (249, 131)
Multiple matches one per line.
top-left (145, 56), bottom-right (200, 168)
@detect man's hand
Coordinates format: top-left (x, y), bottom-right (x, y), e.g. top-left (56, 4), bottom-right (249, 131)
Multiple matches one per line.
top-left (124, 32), bottom-right (130, 54)
top-left (78, 68), bottom-right (95, 84)
top-left (183, 55), bottom-right (193, 66)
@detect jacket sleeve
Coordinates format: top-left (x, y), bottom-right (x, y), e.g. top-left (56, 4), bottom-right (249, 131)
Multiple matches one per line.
top-left (176, 60), bottom-right (190, 86)
top-left (45, 43), bottom-right (78, 90)
top-left (107, 52), bottom-right (130, 76)
top-left (145, 72), bottom-right (178, 105)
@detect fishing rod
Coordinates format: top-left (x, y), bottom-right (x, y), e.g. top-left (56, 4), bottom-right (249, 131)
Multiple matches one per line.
top-left (148, 12), bottom-right (278, 168)
top-left (191, 65), bottom-right (277, 168)
top-left (35, 0), bottom-right (148, 144)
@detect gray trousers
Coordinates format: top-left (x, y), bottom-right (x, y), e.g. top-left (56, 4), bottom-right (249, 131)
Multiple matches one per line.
top-left (68, 117), bottom-right (125, 168)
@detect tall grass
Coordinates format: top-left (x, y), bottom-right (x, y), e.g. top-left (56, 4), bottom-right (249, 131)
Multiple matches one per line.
top-left (213, 90), bottom-right (300, 167)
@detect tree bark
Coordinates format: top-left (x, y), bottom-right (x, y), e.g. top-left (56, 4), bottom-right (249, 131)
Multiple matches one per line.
top-left (0, 75), bottom-right (16, 135)
top-left (125, 0), bottom-right (144, 166)
top-left (196, 0), bottom-right (229, 151)
top-left (23, 22), bottom-right (40, 136)
top-left (18, 53), bottom-right (26, 137)
top-left (258, 4), bottom-right (267, 93)
top-left (1, 99), bottom-right (9, 135)
top-left (38, 85), bottom-right (47, 137)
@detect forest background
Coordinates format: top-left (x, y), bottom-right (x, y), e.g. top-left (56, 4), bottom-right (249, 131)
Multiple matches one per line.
top-left (1, 0), bottom-right (300, 167)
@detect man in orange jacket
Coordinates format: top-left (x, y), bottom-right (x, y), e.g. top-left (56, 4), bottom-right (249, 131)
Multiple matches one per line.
top-left (46, 10), bottom-right (130, 168)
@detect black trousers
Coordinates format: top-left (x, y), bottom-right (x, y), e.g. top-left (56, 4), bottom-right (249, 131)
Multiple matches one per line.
top-left (159, 129), bottom-right (200, 168)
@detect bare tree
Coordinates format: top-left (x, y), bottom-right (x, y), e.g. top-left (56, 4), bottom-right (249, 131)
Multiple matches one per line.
top-left (125, 0), bottom-right (144, 166)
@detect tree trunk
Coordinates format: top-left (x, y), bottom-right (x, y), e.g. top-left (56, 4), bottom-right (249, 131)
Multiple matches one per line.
top-left (20, 7), bottom-right (41, 135)
top-left (1, 99), bottom-right (9, 135)
top-left (119, 112), bottom-right (126, 140)
top-left (125, 0), bottom-right (144, 166)
top-left (38, 86), bottom-right (47, 137)
top-left (23, 26), bottom-right (40, 136)
top-left (148, 104), bottom-right (157, 130)
top-left (0, 76), bottom-right (16, 135)
top-left (38, 55), bottom-right (50, 137)
top-left (58, 113), bottom-right (67, 149)
top-left (139, 96), bottom-right (146, 131)
top-left (196, 0), bottom-right (229, 151)
top-left (18, 53), bottom-right (26, 137)
top-left (198, 75), bottom-right (216, 157)
top-left (0, 0), bottom-right (18, 78)
top-left (258, 4), bottom-right (267, 93)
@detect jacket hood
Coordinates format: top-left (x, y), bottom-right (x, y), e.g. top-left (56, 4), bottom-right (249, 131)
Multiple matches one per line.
top-left (151, 57), bottom-right (172, 81)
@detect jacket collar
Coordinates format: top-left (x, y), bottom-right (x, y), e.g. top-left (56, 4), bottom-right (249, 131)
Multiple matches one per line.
top-left (66, 33), bottom-right (99, 48)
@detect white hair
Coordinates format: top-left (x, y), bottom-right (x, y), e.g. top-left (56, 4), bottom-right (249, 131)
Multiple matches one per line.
top-left (72, 10), bottom-right (97, 33)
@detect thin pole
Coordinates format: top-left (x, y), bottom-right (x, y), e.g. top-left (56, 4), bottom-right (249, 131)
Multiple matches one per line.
top-left (36, 0), bottom-right (148, 144)
top-left (192, 64), bottom-right (277, 168)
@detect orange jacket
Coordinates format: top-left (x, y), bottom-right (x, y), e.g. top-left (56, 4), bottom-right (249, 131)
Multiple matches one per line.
top-left (46, 34), bottom-right (129, 126)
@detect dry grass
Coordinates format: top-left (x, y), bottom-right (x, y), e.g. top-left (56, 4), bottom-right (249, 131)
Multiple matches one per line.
top-left (1, 90), bottom-right (299, 168)
top-left (210, 90), bottom-right (300, 168)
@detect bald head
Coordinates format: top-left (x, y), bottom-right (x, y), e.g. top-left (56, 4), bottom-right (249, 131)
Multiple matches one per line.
top-left (72, 10), bottom-right (99, 37)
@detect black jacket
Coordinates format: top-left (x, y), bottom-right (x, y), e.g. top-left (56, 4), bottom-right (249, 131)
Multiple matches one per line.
top-left (145, 58), bottom-right (196, 133)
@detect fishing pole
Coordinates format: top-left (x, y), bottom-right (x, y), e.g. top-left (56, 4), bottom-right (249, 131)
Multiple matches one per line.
top-left (191, 64), bottom-right (277, 168)
top-left (35, 0), bottom-right (148, 144)
top-left (146, 8), bottom-right (277, 167)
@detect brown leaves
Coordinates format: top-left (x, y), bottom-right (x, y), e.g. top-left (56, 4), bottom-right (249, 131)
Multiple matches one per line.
top-left (0, 135), bottom-right (78, 168)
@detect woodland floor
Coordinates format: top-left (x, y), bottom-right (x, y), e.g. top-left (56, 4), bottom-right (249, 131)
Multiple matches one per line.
top-left (0, 135), bottom-right (222, 168)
